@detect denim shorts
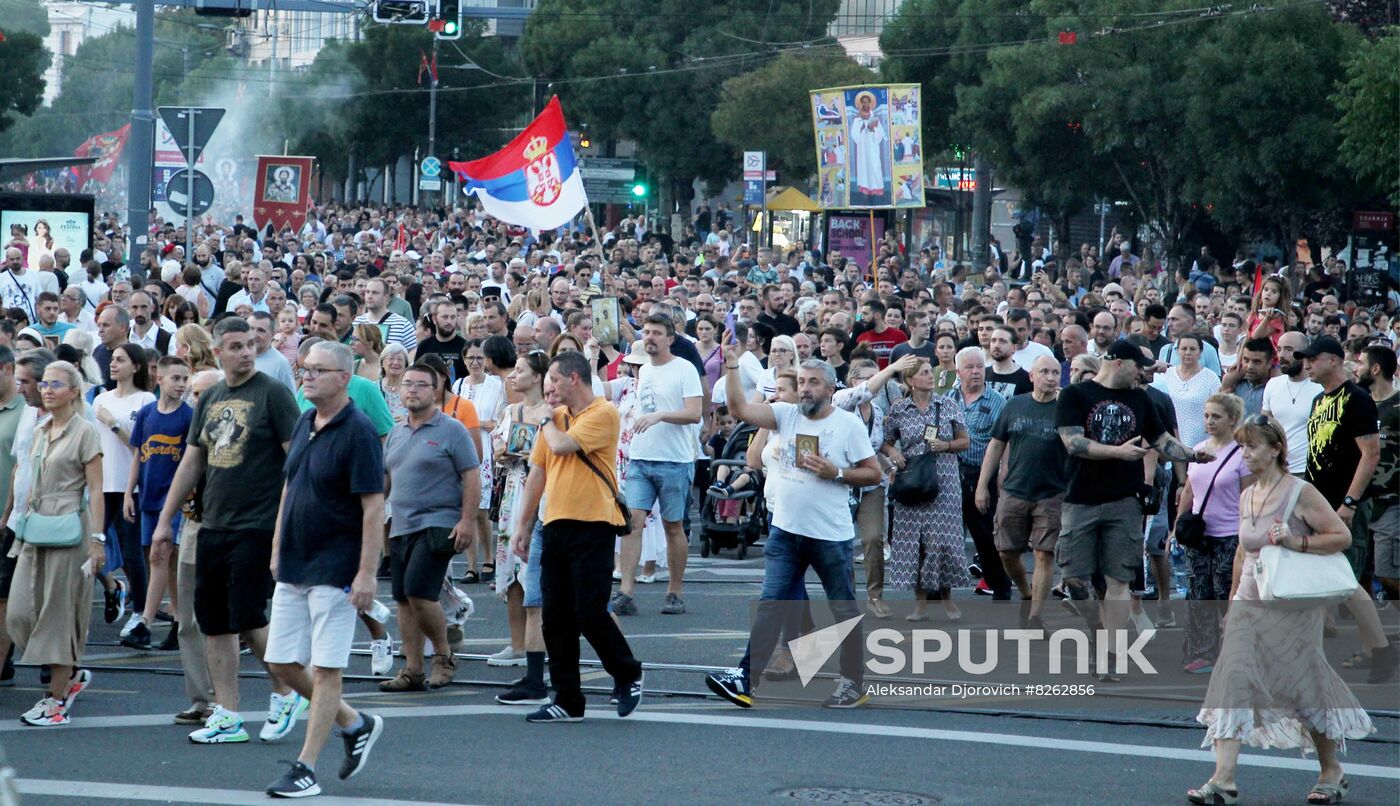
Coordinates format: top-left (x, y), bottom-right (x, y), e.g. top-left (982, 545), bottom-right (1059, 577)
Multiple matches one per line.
top-left (141, 510), bottom-right (183, 547)
top-left (623, 459), bottom-right (691, 522)
top-left (521, 518), bottom-right (544, 608)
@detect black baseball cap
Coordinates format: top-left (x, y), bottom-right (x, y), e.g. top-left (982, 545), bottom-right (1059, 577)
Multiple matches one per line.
top-left (1295, 336), bottom-right (1344, 359)
top-left (1105, 339), bottom-right (1155, 368)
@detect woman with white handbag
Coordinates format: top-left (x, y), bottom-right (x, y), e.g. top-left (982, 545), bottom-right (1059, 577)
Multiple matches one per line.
top-left (1189, 415), bottom-right (1374, 806)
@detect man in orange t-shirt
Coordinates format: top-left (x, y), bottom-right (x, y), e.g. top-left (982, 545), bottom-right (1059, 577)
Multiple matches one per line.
top-left (510, 350), bottom-right (642, 722)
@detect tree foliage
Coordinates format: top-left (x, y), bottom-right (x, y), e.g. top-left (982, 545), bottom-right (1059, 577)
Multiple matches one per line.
top-left (1334, 28), bottom-right (1400, 206)
top-left (0, 30), bottom-right (48, 135)
top-left (522, 0), bottom-right (841, 195)
top-left (710, 53), bottom-right (873, 184)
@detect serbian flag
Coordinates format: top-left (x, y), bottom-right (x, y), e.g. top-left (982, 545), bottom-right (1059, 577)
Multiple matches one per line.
top-left (449, 96), bottom-right (587, 231)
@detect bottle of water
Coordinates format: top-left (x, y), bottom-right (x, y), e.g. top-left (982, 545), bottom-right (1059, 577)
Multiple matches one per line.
top-left (367, 598), bottom-right (391, 624)
top-left (1170, 542), bottom-right (1188, 597)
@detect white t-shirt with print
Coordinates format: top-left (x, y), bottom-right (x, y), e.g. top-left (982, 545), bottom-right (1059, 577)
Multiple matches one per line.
top-left (629, 356), bottom-right (702, 463)
top-left (767, 402), bottom-right (875, 541)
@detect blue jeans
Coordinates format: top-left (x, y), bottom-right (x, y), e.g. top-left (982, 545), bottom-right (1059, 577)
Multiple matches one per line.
top-left (738, 527), bottom-right (862, 684)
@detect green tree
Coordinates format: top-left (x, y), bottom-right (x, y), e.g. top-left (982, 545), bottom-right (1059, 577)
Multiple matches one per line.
top-left (0, 29), bottom-right (48, 135)
top-left (710, 53), bottom-right (873, 184)
top-left (522, 0), bottom-right (841, 203)
top-left (1334, 28), bottom-right (1400, 206)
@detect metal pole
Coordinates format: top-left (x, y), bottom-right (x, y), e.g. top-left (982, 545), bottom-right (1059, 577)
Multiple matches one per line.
top-left (267, 13), bottom-right (276, 98)
top-left (125, 0), bottom-right (155, 257)
top-left (427, 39), bottom-right (439, 207)
top-left (758, 151), bottom-right (767, 255)
top-left (1097, 196), bottom-right (1107, 256)
top-left (185, 110), bottom-right (196, 259)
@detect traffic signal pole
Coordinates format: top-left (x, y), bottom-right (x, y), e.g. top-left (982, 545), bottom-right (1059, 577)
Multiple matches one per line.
top-left (126, 0), bottom-right (155, 257)
top-left (428, 37), bottom-right (438, 207)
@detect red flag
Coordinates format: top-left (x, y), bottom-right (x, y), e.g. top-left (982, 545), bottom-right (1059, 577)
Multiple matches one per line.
top-left (430, 51), bottom-right (438, 83)
top-left (1252, 260), bottom-right (1264, 298)
top-left (394, 224), bottom-right (407, 255)
top-left (1058, 31), bottom-right (1078, 44)
top-left (73, 123), bottom-right (131, 185)
top-left (417, 51), bottom-right (430, 85)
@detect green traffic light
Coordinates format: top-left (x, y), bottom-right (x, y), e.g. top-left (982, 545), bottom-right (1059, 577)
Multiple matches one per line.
top-left (443, 20), bottom-right (458, 33)
top-left (631, 183), bottom-right (647, 197)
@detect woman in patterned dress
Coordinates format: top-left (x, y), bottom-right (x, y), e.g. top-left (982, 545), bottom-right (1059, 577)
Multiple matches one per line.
top-left (1190, 415), bottom-right (1373, 806)
top-left (882, 359), bottom-right (970, 620)
top-left (486, 351), bottom-right (552, 665)
top-left (452, 339), bottom-right (504, 583)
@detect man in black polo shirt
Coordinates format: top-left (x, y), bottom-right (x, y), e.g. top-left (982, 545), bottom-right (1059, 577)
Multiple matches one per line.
top-left (757, 284), bottom-right (800, 337)
top-left (264, 341), bottom-right (386, 797)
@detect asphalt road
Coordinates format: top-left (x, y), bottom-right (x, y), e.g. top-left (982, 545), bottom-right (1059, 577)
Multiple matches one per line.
top-left (3, 554), bottom-right (1397, 805)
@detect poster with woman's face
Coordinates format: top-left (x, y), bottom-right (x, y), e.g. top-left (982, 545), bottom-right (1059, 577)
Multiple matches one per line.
top-left (0, 210), bottom-right (91, 270)
top-left (262, 165), bottom-right (302, 204)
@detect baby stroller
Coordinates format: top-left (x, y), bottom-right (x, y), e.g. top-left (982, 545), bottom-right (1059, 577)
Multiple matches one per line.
top-left (697, 424), bottom-right (768, 559)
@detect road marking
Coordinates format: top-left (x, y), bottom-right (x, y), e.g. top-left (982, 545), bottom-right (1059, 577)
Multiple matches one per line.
top-left (15, 779), bottom-right (473, 805)
top-left (12, 705), bottom-right (1397, 780)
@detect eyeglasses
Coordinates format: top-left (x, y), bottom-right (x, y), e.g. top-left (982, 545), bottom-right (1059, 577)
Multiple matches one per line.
top-left (1247, 414), bottom-right (1274, 428)
top-left (37, 381), bottom-right (70, 391)
top-left (301, 367), bottom-right (347, 379)
top-left (400, 380), bottom-right (436, 391)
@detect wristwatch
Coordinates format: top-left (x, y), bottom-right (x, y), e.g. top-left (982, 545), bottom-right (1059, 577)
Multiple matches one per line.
top-left (109, 422), bottom-right (120, 433)
top-left (1342, 495), bottom-right (1360, 509)
top-left (835, 467), bottom-right (844, 483)
top-left (538, 416), bottom-right (552, 429)
top-left (90, 532), bottom-right (106, 544)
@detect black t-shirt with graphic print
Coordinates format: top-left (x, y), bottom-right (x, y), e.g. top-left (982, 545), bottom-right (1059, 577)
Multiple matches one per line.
top-left (1306, 380), bottom-right (1378, 509)
top-left (1055, 380), bottom-right (1165, 505)
top-left (188, 371), bottom-right (301, 531)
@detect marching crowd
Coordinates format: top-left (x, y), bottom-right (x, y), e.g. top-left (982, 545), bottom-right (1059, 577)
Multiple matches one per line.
top-left (0, 202), bottom-right (1397, 801)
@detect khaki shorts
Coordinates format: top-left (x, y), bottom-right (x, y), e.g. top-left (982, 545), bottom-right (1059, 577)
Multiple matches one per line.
top-left (1055, 498), bottom-right (1143, 583)
top-left (995, 495), bottom-right (1062, 553)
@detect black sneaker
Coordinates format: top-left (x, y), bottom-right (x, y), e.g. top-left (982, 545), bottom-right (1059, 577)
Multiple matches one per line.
top-left (609, 591), bottom-right (638, 616)
top-left (120, 621), bottom-right (152, 650)
top-left (103, 580), bottom-right (125, 624)
top-left (1368, 643), bottom-right (1398, 684)
top-left (1, 646), bottom-right (13, 688)
top-left (153, 610), bottom-right (176, 623)
top-left (526, 703), bottom-right (583, 723)
top-left (824, 677), bottom-right (869, 709)
top-left (338, 712), bottom-right (383, 780)
top-left (157, 625), bottom-right (180, 652)
top-left (495, 680), bottom-right (550, 706)
top-left (266, 760), bottom-right (320, 798)
top-left (616, 672), bottom-right (643, 717)
top-left (704, 668), bottom-right (752, 708)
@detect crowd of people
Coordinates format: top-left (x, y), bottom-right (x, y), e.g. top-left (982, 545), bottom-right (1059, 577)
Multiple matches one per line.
top-left (0, 201), bottom-right (1396, 801)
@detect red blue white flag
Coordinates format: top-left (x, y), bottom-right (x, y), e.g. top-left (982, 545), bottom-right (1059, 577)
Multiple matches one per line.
top-left (448, 96), bottom-right (588, 231)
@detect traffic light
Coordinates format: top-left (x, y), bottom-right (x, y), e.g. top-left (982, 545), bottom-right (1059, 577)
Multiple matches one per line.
top-left (579, 135), bottom-right (591, 150)
top-left (631, 181), bottom-right (648, 198)
top-left (433, 0), bottom-right (462, 39)
top-left (373, 0), bottom-right (428, 23)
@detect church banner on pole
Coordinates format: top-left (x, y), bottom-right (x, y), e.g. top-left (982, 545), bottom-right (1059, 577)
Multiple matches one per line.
top-left (810, 84), bottom-right (924, 210)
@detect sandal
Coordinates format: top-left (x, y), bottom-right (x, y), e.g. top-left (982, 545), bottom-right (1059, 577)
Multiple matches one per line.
top-left (481, 563), bottom-right (496, 583)
top-left (461, 570), bottom-right (480, 585)
top-left (1306, 777), bottom-right (1348, 804)
top-left (866, 600), bottom-right (893, 619)
top-left (1340, 652), bottom-right (1368, 669)
top-left (1186, 780), bottom-right (1238, 805)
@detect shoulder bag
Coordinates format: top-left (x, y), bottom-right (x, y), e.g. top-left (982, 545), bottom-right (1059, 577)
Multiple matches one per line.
top-left (889, 401), bottom-right (941, 507)
top-left (1255, 479), bottom-right (1358, 602)
top-left (16, 427), bottom-right (85, 548)
top-left (1173, 445), bottom-right (1240, 551)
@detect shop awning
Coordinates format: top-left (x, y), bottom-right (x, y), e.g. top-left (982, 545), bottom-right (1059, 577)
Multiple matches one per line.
top-left (765, 186), bottom-right (822, 212)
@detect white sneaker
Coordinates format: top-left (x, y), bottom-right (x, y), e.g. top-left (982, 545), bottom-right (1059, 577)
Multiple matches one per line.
top-left (486, 646), bottom-right (527, 667)
top-left (635, 574), bottom-right (657, 584)
top-left (370, 637), bottom-right (393, 676)
top-left (120, 612), bottom-right (144, 638)
top-left (259, 691), bottom-right (307, 742)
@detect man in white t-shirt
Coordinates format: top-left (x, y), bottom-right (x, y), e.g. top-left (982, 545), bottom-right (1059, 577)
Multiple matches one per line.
top-left (1260, 331), bottom-right (1322, 475)
top-left (706, 345), bottom-right (882, 710)
top-left (1, 248), bottom-right (43, 322)
top-left (1008, 308), bottom-right (1054, 371)
top-left (611, 313), bottom-right (703, 617)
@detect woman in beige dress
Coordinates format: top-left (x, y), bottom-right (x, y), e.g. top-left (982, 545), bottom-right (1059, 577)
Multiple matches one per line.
top-left (6, 360), bottom-right (105, 726)
top-left (1190, 415), bottom-right (1373, 805)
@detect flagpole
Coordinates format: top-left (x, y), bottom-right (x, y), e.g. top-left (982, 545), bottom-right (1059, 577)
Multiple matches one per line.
top-left (585, 207), bottom-right (607, 278)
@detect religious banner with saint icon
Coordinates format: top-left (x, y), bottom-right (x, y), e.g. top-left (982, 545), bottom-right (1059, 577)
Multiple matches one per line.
top-left (810, 84), bottom-right (924, 210)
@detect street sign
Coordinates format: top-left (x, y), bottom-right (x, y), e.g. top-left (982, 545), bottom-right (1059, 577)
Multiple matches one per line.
top-left (743, 151), bottom-right (764, 180)
top-left (579, 157), bottom-right (638, 204)
top-left (165, 168), bottom-right (215, 219)
top-left (156, 106), bottom-right (225, 167)
top-left (419, 177), bottom-right (442, 191)
top-left (421, 156), bottom-right (442, 178)
top-left (744, 180), bottom-right (764, 205)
